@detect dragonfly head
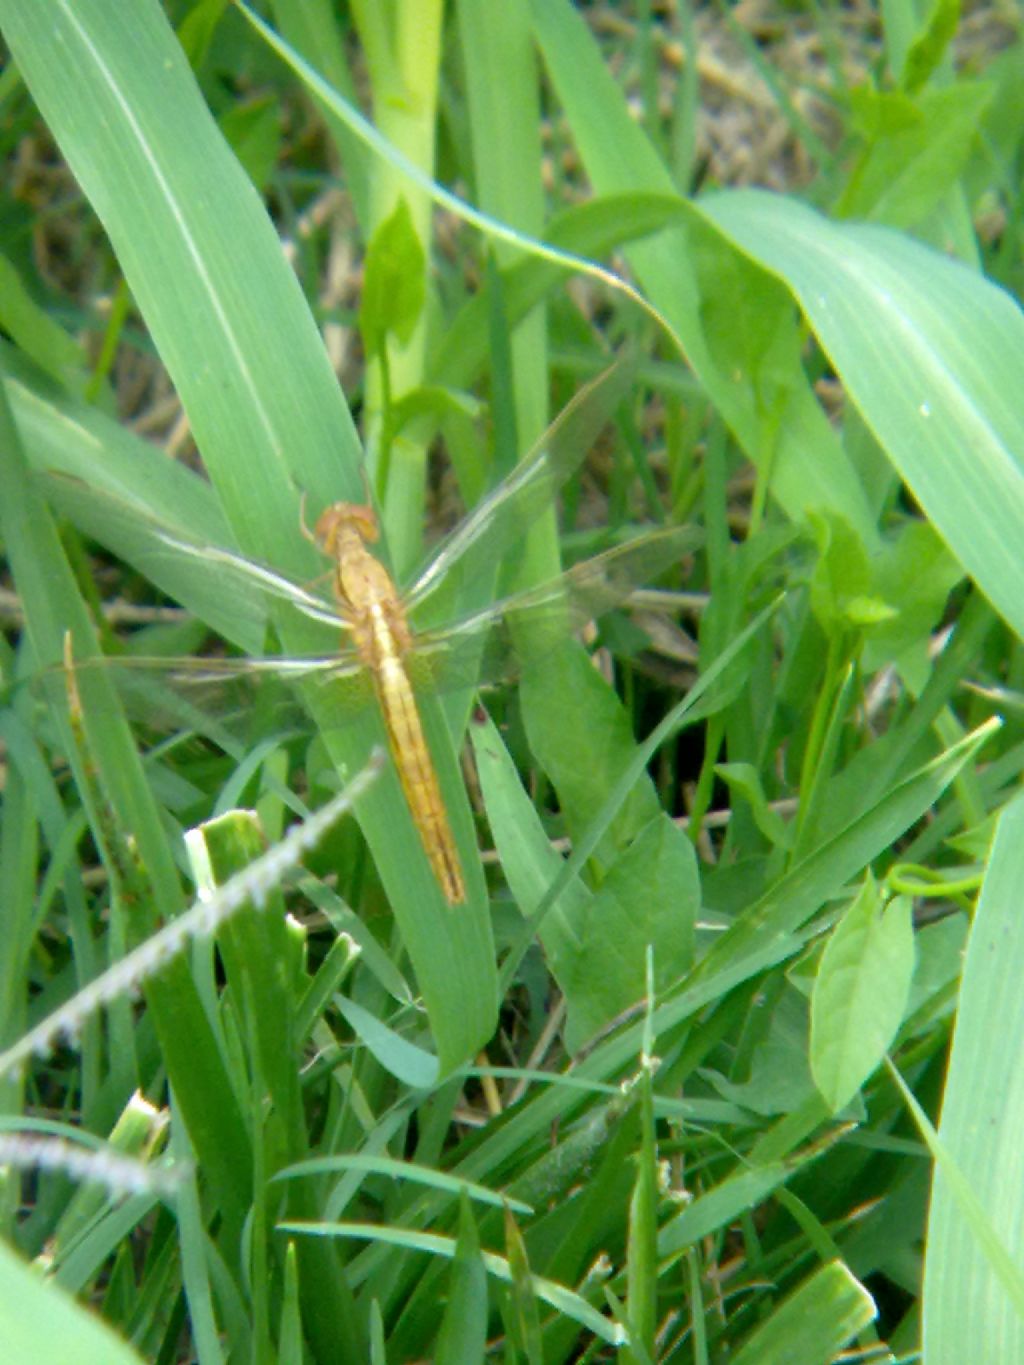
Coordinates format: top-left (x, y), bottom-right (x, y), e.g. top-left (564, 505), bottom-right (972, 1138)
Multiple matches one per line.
top-left (314, 501), bottom-right (380, 556)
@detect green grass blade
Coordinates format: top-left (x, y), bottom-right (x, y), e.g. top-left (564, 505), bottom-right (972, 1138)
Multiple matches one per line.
top-left (623, 1057), bottom-right (658, 1363)
top-left (171, 1114), bottom-right (228, 1365)
top-left (729, 1260), bottom-right (877, 1365)
top-left (921, 793), bottom-right (1024, 1360)
top-left (191, 803), bottom-right (365, 1357)
top-left (0, 0), bottom-right (361, 560)
top-left (434, 1193), bottom-right (488, 1364)
top-left (281, 1221), bottom-right (627, 1346)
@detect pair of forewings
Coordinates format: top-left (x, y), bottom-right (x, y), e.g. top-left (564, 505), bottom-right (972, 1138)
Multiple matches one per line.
top-left (38, 363), bottom-right (699, 902)
top-left (61, 362), bottom-right (698, 720)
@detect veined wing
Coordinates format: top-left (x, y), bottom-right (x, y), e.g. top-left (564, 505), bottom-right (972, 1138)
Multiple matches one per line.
top-left (379, 522), bottom-right (702, 699)
top-left (30, 523), bottom-right (697, 740)
top-left (38, 469), bottom-right (353, 651)
top-left (404, 352), bottom-right (638, 620)
top-left (33, 404), bottom-right (694, 732)
top-left (20, 647), bottom-right (376, 774)
top-left (28, 473), bottom-right (362, 744)
top-left (38, 353), bottom-right (640, 655)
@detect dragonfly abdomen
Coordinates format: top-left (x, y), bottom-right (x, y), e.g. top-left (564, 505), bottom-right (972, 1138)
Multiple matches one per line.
top-left (371, 636), bottom-right (466, 906)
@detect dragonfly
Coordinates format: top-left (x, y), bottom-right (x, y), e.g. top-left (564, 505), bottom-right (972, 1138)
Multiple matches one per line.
top-left (35, 363), bottom-right (700, 905)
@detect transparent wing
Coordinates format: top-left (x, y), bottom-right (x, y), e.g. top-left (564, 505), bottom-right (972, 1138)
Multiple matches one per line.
top-left (30, 524), bottom-right (697, 741)
top-left (39, 353), bottom-right (640, 658)
top-left (404, 353), bottom-right (638, 616)
top-left (25, 473), bottom-right (363, 741)
top-left (39, 470), bottom-right (352, 649)
top-left (399, 523), bottom-right (702, 694)
top-left (25, 647), bottom-right (374, 754)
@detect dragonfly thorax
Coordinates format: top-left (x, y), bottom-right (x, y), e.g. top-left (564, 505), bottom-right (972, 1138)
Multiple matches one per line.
top-left (314, 501), bottom-right (380, 557)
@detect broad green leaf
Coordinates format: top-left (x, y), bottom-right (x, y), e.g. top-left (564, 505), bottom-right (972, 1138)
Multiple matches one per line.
top-left (702, 191), bottom-right (1024, 643)
top-left (218, 94), bottom-right (282, 193)
top-left (808, 512), bottom-right (881, 634)
top-left (862, 520), bottom-right (963, 676)
top-left (810, 880), bottom-right (915, 1113)
top-left (470, 704), bottom-right (595, 945)
top-left (558, 815), bottom-right (698, 1053)
top-left (715, 762), bottom-right (793, 850)
top-left (361, 197), bottom-right (427, 353)
top-left (841, 83), bottom-right (993, 227)
top-left (519, 641), bottom-right (661, 860)
top-left (730, 1261), bottom-right (876, 1365)
top-left (0, 1236), bottom-right (145, 1364)
top-left (904, 912), bottom-right (967, 1027)
top-left (472, 711), bottom-right (697, 1052)
top-left (177, 0), bottom-right (229, 67)
top-left (709, 985), bottom-right (817, 1117)
top-left (334, 995), bottom-right (440, 1090)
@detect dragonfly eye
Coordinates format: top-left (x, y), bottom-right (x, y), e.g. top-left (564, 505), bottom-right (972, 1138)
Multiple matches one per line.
top-left (315, 502), bottom-right (380, 553)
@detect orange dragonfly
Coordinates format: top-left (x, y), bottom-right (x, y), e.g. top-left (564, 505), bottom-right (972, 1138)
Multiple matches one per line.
top-left (38, 364), bottom-right (699, 905)
top-left (312, 499), bottom-right (467, 902)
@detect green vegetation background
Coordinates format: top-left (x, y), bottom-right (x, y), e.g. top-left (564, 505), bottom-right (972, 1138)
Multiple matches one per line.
top-left (1, 1), bottom-right (1023, 1361)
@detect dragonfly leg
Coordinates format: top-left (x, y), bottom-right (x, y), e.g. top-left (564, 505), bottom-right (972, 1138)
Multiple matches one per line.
top-left (297, 489), bottom-right (318, 547)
